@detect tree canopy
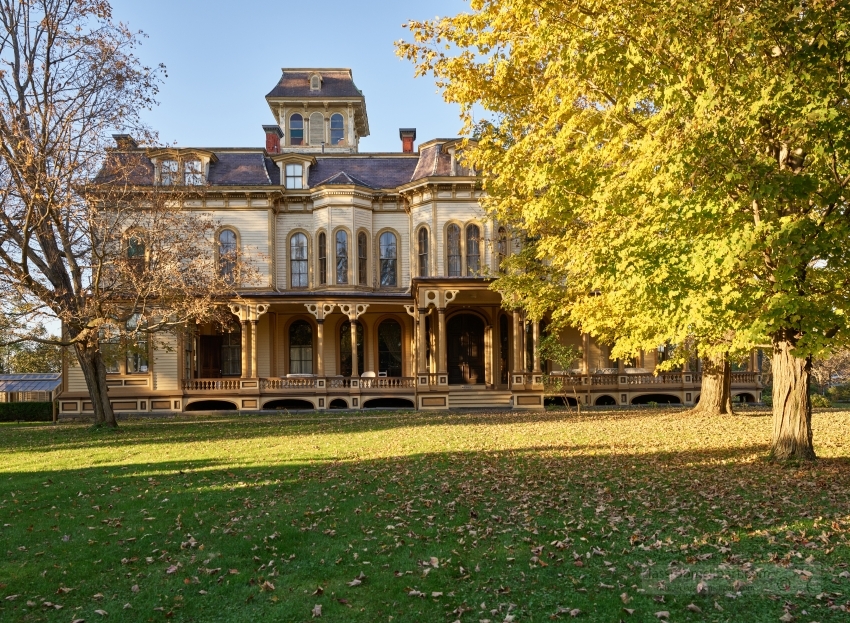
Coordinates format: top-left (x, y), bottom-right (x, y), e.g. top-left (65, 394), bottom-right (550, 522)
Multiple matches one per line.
top-left (398, 0), bottom-right (850, 458)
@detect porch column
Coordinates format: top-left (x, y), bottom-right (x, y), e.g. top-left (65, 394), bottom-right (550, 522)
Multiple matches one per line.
top-left (437, 308), bottom-right (447, 374)
top-left (418, 309), bottom-right (428, 374)
top-left (316, 320), bottom-right (325, 376)
top-left (350, 320), bottom-right (359, 378)
top-left (512, 311), bottom-right (521, 372)
top-left (532, 321), bottom-right (541, 373)
top-left (582, 333), bottom-right (590, 374)
top-left (484, 324), bottom-right (493, 385)
top-left (269, 313), bottom-right (277, 377)
top-left (240, 320), bottom-right (248, 378)
top-left (617, 358), bottom-right (625, 373)
top-left (250, 319), bottom-right (258, 378)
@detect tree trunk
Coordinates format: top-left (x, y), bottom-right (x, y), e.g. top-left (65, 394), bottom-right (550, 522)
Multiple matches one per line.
top-left (770, 331), bottom-right (814, 460)
top-left (693, 351), bottom-right (733, 414)
top-left (74, 342), bottom-right (117, 428)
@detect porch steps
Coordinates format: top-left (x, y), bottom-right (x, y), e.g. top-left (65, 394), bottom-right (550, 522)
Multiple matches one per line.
top-left (448, 390), bottom-right (513, 409)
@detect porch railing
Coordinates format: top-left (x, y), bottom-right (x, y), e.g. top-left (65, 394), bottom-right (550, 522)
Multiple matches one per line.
top-left (182, 379), bottom-right (241, 391)
top-left (360, 377), bottom-right (416, 389)
top-left (261, 377), bottom-right (317, 390)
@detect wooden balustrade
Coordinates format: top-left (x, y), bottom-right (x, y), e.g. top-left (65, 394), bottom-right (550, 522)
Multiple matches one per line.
top-left (360, 377), bottom-right (416, 389)
top-left (182, 379), bottom-right (241, 391)
top-left (260, 377), bottom-right (317, 390)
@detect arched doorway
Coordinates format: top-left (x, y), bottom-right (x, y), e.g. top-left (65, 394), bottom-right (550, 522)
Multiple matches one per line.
top-left (447, 313), bottom-right (485, 385)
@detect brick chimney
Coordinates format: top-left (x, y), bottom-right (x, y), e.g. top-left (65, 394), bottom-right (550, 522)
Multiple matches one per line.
top-left (399, 128), bottom-right (417, 154)
top-left (112, 134), bottom-right (138, 150)
top-left (263, 125), bottom-right (283, 154)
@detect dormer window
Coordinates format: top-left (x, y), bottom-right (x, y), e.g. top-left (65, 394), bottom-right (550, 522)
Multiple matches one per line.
top-left (310, 74), bottom-right (321, 90)
top-left (184, 159), bottom-right (203, 185)
top-left (285, 163), bottom-right (303, 189)
top-left (160, 159), bottom-right (178, 186)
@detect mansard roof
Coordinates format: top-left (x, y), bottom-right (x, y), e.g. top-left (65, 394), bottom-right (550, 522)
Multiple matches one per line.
top-left (266, 69), bottom-right (363, 99)
top-left (206, 152), bottom-right (273, 186)
top-left (410, 140), bottom-right (475, 181)
top-left (309, 156), bottom-right (419, 190)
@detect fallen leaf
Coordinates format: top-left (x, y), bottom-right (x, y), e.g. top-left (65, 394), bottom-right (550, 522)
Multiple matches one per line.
top-left (623, 608), bottom-right (635, 615)
top-left (130, 584), bottom-right (139, 593)
top-left (347, 578), bottom-right (361, 587)
top-left (569, 609), bottom-right (581, 617)
top-left (686, 603), bottom-right (702, 613)
top-left (165, 565), bottom-right (178, 575)
top-left (260, 580), bottom-right (275, 592)
top-left (312, 586), bottom-right (323, 596)
top-left (779, 614), bottom-right (794, 623)
top-left (94, 610), bottom-right (108, 617)
top-left (311, 604), bottom-right (322, 618)
top-left (654, 612), bottom-right (669, 620)
top-left (432, 592), bottom-right (443, 597)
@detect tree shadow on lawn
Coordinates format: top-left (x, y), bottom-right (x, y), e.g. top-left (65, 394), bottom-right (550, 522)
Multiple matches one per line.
top-left (1, 444), bottom-right (849, 622)
top-left (8, 407), bottom-right (782, 454)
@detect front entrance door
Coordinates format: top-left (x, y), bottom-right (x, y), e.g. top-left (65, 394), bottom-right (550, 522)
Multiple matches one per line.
top-left (200, 335), bottom-right (223, 378)
top-left (447, 313), bottom-right (485, 385)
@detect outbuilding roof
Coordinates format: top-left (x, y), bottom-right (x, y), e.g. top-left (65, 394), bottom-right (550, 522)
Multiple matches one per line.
top-left (0, 373), bottom-right (61, 393)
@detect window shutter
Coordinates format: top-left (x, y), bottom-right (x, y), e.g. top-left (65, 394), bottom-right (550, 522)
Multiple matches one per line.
top-left (309, 112), bottom-right (325, 146)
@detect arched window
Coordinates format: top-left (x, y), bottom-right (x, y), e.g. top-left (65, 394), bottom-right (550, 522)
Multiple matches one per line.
top-left (290, 233), bottom-right (308, 288)
top-left (380, 231), bottom-right (398, 287)
top-left (378, 319), bottom-right (403, 377)
top-left (330, 113), bottom-right (345, 145)
top-left (218, 229), bottom-right (237, 282)
top-left (357, 232), bottom-right (368, 284)
top-left (309, 112), bottom-right (324, 146)
top-left (336, 230), bottom-right (348, 284)
top-left (447, 224), bottom-right (461, 277)
top-left (318, 232), bottom-right (327, 285)
top-left (497, 226), bottom-right (508, 272)
top-left (339, 321), bottom-right (364, 377)
top-left (289, 320), bottom-right (313, 374)
top-left (310, 75), bottom-right (321, 90)
top-left (289, 114), bottom-right (304, 146)
top-left (417, 227), bottom-right (429, 277)
top-left (127, 234), bottom-right (145, 274)
top-left (466, 224), bottom-right (481, 275)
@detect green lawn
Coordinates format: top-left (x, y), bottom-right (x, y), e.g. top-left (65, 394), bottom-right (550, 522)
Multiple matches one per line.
top-left (1, 408), bottom-right (849, 622)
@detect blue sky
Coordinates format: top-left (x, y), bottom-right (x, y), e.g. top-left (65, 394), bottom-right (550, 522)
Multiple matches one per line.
top-left (110, 0), bottom-right (470, 152)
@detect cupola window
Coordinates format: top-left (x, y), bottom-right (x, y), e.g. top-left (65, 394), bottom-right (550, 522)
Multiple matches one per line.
top-left (330, 113), bottom-right (345, 145)
top-left (289, 113), bottom-right (304, 146)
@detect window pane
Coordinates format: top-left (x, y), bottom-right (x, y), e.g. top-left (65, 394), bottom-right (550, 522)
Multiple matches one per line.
top-left (380, 231), bottom-right (397, 287)
top-left (289, 320), bottom-right (313, 374)
top-left (290, 233), bottom-right (308, 287)
top-left (447, 224), bottom-right (461, 277)
top-left (418, 228), bottom-right (429, 277)
top-left (289, 114), bottom-right (303, 146)
top-left (184, 160), bottom-right (203, 185)
top-left (466, 225), bottom-right (480, 275)
top-left (336, 231), bottom-right (348, 284)
top-left (497, 227), bottom-right (508, 272)
top-left (357, 232), bottom-right (367, 284)
top-left (318, 232), bottom-right (327, 285)
top-left (378, 320), bottom-right (403, 377)
top-left (219, 229), bottom-right (237, 282)
top-left (285, 163), bottom-right (303, 189)
top-left (330, 113), bottom-right (345, 145)
top-left (160, 159), bottom-right (177, 185)
top-left (221, 330), bottom-right (242, 376)
top-left (125, 313), bottom-right (148, 374)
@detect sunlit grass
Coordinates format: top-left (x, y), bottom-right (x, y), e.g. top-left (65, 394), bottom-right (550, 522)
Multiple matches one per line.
top-left (1, 408), bottom-right (849, 622)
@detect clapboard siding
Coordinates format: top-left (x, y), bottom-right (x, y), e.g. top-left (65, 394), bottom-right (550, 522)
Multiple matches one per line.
top-left (66, 360), bottom-right (88, 392)
top-left (153, 333), bottom-right (179, 391)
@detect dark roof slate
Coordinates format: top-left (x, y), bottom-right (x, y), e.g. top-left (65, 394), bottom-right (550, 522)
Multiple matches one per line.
top-left (266, 70), bottom-right (363, 98)
top-left (308, 156), bottom-right (419, 189)
top-left (206, 152), bottom-right (272, 186)
top-left (410, 142), bottom-right (475, 181)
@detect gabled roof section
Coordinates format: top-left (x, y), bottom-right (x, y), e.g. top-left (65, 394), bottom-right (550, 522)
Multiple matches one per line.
top-left (266, 68), bottom-right (363, 98)
top-left (313, 170), bottom-right (375, 189)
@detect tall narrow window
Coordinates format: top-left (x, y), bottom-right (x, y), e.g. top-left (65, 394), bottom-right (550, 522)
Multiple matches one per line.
top-left (99, 324), bottom-right (121, 374)
top-left (285, 163), bottom-right (303, 189)
top-left (309, 112), bottom-right (325, 146)
top-left (336, 230), bottom-right (348, 284)
top-left (221, 328), bottom-right (242, 376)
top-left (125, 313), bottom-right (148, 374)
top-left (290, 233), bottom-right (308, 288)
top-left (289, 320), bottom-right (313, 374)
top-left (499, 314), bottom-right (509, 384)
top-left (380, 231), bottom-right (397, 287)
top-left (496, 226), bottom-right (508, 272)
top-left (447, 224), bottom-right (461, 277)
top-left (466, 224), bottom-right (481, 275)
top-left (378, 319), bottom-right (403, 377)
top-left (289, 113), bottom-right (304, 146)
top-left (330, 113), bottom-right (345, 145)
top-left (127, 234), bottom-right (145, 274)
top-left (318, 232), bottom-right (327, 285)
top-left (160, 159), bottom-right (178, 186)
top-left (184, 160), bottom-right (203, 185)
top-left (357, 232), bottom-right (368, 284)
top-left (418, 227), bottom-right (429, 277)
top-left (218, 229), bottom-right (237, 282)
top-left (339, 321), bottom-right (364, 377)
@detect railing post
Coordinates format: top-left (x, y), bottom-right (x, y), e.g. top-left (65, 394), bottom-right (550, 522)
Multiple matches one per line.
top-left (240, 320), bottom-right (248, 379)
